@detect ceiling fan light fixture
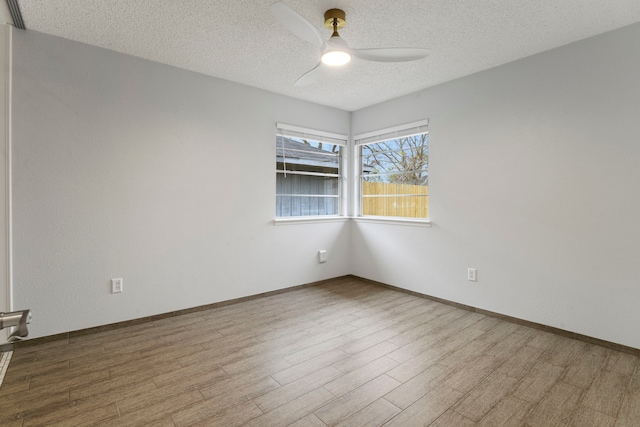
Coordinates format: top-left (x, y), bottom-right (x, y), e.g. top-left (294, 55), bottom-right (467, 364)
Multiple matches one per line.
top-left (321, 49), bottom-right (351, 66)
top-left (321, 33), bottom-right (351, 66)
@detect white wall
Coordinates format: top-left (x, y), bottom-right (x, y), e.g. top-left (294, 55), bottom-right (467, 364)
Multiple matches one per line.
top-left (351, 23), bottom-right (640, 349)
top-left (0, 24), bottom-right (9, 344)
top-left (11, 29), bottom-right (351, 339)
top-left (9, 22), bottom-right (640, 349)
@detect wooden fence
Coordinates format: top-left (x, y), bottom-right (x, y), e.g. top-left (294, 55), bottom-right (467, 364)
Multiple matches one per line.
top-left (362, 182), bottom-right (428, 218)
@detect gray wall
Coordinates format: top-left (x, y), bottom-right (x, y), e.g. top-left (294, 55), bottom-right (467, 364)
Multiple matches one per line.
top-left (351, 23), bottom-right (640, 349)
top-left (11, 29), bottom-right (351, 338)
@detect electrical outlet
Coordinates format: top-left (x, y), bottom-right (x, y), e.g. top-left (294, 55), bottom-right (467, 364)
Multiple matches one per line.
top-left (468, 268), bottom-right (477, 282)
top-left (111, 278), bottom-right (123, 293)
top-left (318, 250), bottom-right (327, 263)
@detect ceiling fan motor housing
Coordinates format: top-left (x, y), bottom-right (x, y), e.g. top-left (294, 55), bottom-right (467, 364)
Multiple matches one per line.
top-left (324, 9), bottom-right (346, 30)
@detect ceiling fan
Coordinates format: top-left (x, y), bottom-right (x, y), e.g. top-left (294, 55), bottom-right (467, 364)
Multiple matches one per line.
top-left (271, 1), bottom-right (430, 86)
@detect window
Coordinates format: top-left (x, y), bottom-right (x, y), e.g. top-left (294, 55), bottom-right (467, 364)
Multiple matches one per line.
top-left (356, 120), bottom-right (429, 219)
top-left (276, 124), bottom-right (347, 218)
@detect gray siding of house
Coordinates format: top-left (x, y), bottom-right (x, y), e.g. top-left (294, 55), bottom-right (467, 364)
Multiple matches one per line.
top-left (276, 174), bottom-right (339, 216)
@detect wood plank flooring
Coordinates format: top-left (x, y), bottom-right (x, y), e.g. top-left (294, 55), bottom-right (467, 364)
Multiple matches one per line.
top-left (1, 276), bottom-right (638, 426)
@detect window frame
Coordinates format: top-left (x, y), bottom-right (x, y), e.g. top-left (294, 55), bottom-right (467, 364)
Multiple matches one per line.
top-left (274, 123), bottom-right (348, 222)
top-left (354, 119), bottom-right (430, 224)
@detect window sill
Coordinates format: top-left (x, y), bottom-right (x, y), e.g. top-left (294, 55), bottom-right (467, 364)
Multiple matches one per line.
top-left (351, 216), bottom-right (432, 227)
top-left (273, 216), bottom-right (350, 226)
top-left (273, 216), bottom-right (431, 227)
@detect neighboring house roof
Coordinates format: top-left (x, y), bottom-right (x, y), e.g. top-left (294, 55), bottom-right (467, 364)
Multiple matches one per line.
top-left (276, 136), bottom-right (375, 172)
top-left (276, 136), bottom-right (338, 169)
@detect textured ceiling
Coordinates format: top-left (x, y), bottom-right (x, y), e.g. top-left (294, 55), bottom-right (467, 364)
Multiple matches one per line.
top-left (14, 0), bottom-right (640, 111)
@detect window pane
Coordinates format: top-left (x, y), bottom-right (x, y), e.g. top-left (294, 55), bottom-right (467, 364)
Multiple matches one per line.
top-left (360, 133), bottom-right (428, 218)
top-left (361, 183), bottom-right (428, 218)
top-left (276, 196), bottom-right (339, 217)
top-left (277, 175), bottom-right (339, 196)
top-left (276, 134), bottom-right (342, 217)
top-left (361, 171), bottom-right (428, 185)
top-left (277, 136), bottom-right (340, 173)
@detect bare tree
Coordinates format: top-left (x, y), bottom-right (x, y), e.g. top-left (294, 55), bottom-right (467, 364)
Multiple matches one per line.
top-left (362, 134), bottom-right (428, 185)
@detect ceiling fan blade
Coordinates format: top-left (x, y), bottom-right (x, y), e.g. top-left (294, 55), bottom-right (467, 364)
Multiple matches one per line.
top-left (294, 62), bottom-right (326, 87)
top-left (271, 2), bottom-right (325, 50)
top-left (351, 47), bottom-right (430, 63)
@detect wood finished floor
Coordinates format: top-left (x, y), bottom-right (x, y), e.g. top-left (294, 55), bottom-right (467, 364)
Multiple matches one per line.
top-left (1, 276), bottom-right (639, 426)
